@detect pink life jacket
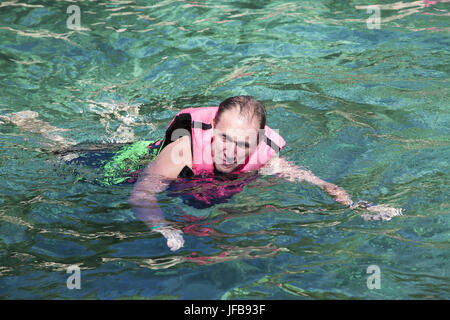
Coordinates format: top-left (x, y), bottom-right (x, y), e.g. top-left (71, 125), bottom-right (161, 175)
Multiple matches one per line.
top-left (162, 106), bottom-right (286, 176)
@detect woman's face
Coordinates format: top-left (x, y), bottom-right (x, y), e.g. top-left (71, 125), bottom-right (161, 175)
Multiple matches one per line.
top-left (211, 107), bottom-right (260, 173)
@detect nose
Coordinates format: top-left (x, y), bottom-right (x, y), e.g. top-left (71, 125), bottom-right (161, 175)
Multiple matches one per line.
top-left (223, 141), bottom-right (237, 163)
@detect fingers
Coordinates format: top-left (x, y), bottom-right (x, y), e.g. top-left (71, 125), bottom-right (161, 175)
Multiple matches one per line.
top-left (167, 233), bottom-right (184, 251)
top-left (167, 235), bottom-right (185, 251)
top-left (155, 227), bottom-right (185, 251)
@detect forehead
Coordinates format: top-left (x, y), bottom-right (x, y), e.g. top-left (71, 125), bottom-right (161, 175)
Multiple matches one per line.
top-left (215, 107), bottom-right (259, 133)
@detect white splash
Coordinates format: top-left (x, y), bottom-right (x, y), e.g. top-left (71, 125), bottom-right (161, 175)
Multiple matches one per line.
top-left (86, 100), bottom-right (153, 144)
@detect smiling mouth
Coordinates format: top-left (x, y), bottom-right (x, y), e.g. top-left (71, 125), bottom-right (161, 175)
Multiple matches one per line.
top-left (220, 158), bottom-right (237, 168)
top-left (222, 162), bottom-right (235, 168)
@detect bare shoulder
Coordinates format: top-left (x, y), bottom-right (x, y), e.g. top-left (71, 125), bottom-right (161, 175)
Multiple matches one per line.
top-left (145, 135), bottom-right (192, 179)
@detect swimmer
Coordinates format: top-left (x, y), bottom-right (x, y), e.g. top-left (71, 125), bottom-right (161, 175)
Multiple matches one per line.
top-left (128, 96), bottom-right (403, 251)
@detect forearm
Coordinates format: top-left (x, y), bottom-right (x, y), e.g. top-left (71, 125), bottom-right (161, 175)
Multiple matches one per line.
top-left (262, 157), bottom-right (353, 206)
top-left (128, 166), bottom-right (170, 229)
top-left (127, 145), bottom-right (187, 251)
top-left (262, 157), bottom-right (403, 219)
top-left (298, 173), bottom-right (353, 206)
top-left (128, 180), bottom-right (185, 251)
top-left (128, 193), bottom-right (167, 229)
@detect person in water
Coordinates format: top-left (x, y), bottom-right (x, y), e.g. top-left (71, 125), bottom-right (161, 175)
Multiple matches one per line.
top-left (1, 97), bottom-right (403, 252)
top-left (128, 96), bottom-right (362, 251)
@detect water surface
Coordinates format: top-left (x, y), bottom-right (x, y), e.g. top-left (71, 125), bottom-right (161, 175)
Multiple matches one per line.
top-left (0, 0), bottom-right (449, 299)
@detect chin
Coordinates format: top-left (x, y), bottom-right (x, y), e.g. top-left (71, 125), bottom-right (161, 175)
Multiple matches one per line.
top-left (215, 164), bottom-right (238, 173)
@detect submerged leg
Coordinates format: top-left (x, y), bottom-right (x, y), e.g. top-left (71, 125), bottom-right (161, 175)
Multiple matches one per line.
top-left (0, 110), bottom-right (76, 151)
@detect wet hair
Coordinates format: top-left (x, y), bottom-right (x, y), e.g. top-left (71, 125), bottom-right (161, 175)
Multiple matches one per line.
top-left (214, 96), bottom-right (266, 129)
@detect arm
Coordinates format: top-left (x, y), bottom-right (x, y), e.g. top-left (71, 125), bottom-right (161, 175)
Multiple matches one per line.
top-left (260, 156), bottom-right (353, 206)
top-left (260, 156), bottom-right (403, 220)
top-left (128, 135), bottom-right (192, 251)
top-left (128, 164), bottom-right (169, 229)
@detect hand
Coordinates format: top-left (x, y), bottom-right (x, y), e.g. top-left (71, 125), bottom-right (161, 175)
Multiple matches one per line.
top-left (155, 226), bottom-right (185, 251)
top-left (323, 183), bottom-right (353, 206)
top-left (360, 204), bottom-right (403, 221)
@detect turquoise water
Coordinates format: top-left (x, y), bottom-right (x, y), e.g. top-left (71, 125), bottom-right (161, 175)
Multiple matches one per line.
top-left (0, 0), bottom-right (449, 299)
